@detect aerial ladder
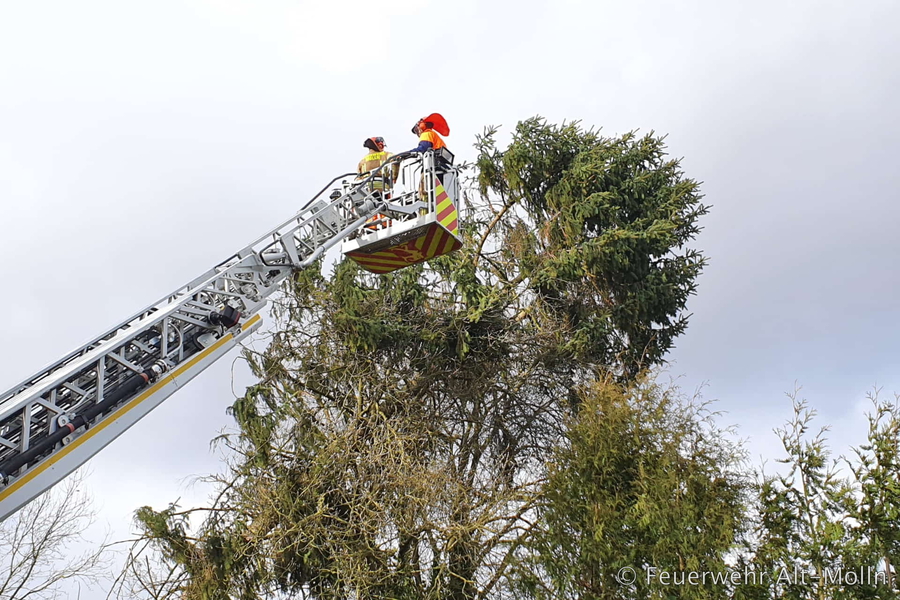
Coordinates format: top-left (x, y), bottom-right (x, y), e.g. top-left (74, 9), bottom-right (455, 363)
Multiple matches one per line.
top-left (0, 149), bottom-right (461, 522)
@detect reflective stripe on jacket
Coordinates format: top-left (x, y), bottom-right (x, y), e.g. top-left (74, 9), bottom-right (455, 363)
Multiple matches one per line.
top-left (419, 130), bottom-right (446, 150)
top-left (358, 151), bottom-right (392, 175)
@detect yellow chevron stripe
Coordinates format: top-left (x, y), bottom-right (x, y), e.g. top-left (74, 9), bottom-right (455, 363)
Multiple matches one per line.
top-left (439, 210), bottom-right (457, 227)
top-left (439, 213), bottom-right (459, 237)
top-left (346, 221), bottom-right (463, 274)
top-left (441, 230), bottom-right (458, 254)
top-left (425, 227), bottom-right (445, 258)
top-left (350, 253), bottom-right (409, 267)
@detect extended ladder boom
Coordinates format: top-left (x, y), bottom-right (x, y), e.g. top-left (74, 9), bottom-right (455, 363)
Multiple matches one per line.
top-left (0, 153), bottom-right (449, 521)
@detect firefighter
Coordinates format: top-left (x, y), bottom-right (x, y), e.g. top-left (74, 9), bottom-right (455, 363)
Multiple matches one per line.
top-left (357, 137), bottom-right (397, 231)
top-left (407, 114), bottom-right (451, 202)
top-left (408, 113), bottom-right (449, 154)
top-left (358, 136), bottom-right (399, 185)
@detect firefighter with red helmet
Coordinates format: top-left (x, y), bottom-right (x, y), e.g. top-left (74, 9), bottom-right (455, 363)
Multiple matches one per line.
top-left (408, 113), bottom-right (450, 154)
top-left (407, 113), bottom-right (451, 201)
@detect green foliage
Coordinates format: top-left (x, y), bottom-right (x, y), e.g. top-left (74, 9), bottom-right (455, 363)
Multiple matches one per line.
top-left (848, 391), bottom-right (900, 596)
top-left (518, 377), bottom-right (746, 600)
top-left (121, 118), bottom-right (900, 600)
top-left (132, 503), bottom-right (252, 600)
top-left (735, 391), bottom-right (899, 600)
top-left (127, 117), bottom-right (716, 599)
top-left (476, 118), bottom-right (709, 377)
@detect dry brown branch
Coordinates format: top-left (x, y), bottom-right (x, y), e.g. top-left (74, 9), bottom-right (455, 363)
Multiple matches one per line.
top-left (0, 470), bottom-right (109, 600)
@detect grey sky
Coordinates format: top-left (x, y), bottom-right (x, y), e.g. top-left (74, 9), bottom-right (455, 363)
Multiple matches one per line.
top-left (2, 0), bottom-right (899, 595)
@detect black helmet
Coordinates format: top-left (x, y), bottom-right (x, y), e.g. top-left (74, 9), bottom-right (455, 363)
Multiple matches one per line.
top-left (363, 136), bottom-right (386, 151)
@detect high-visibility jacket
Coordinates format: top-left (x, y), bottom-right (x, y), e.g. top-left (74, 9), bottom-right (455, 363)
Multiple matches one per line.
top-left (358, 152), bottom-right (390, 228)
top-left (418, 130), bottom-right (446, 151)
top-left (358, 150), bottom-right (391, 175)
top-left (357, 150), bottom-right (398, 191)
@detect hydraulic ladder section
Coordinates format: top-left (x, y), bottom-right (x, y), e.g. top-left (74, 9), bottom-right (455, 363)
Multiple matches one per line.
top-left (0, 155), bottom-right (443, 522)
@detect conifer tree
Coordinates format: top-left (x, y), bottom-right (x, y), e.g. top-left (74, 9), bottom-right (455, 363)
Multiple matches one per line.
top-left (125, 118), bottom-right (720, 600)
top-left (517, 377), bottom-right (746, 600)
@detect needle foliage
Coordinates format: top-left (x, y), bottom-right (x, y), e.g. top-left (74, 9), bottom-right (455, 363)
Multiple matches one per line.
top-left (125, 117), bottom-right (743, 600)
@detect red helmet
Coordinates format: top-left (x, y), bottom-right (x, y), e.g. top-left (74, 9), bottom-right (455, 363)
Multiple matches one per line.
top-left (412, 113), bottom-right (450, 136)
top-left (363, 136), bottom-right (386, 151)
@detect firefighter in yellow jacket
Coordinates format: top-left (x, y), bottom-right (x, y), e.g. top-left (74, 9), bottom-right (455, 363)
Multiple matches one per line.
top-left (357, 137), bottom-right (398, 230)
top-left (358, 137), bottom-right (399, 190)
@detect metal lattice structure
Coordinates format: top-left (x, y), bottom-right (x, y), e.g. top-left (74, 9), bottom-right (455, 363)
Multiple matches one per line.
top-left (0, 152), bottom-right (461, 521)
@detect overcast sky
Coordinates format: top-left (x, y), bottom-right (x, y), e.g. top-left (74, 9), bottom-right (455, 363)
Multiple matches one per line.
top-left (2, 0), bottom-right (899, 595)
